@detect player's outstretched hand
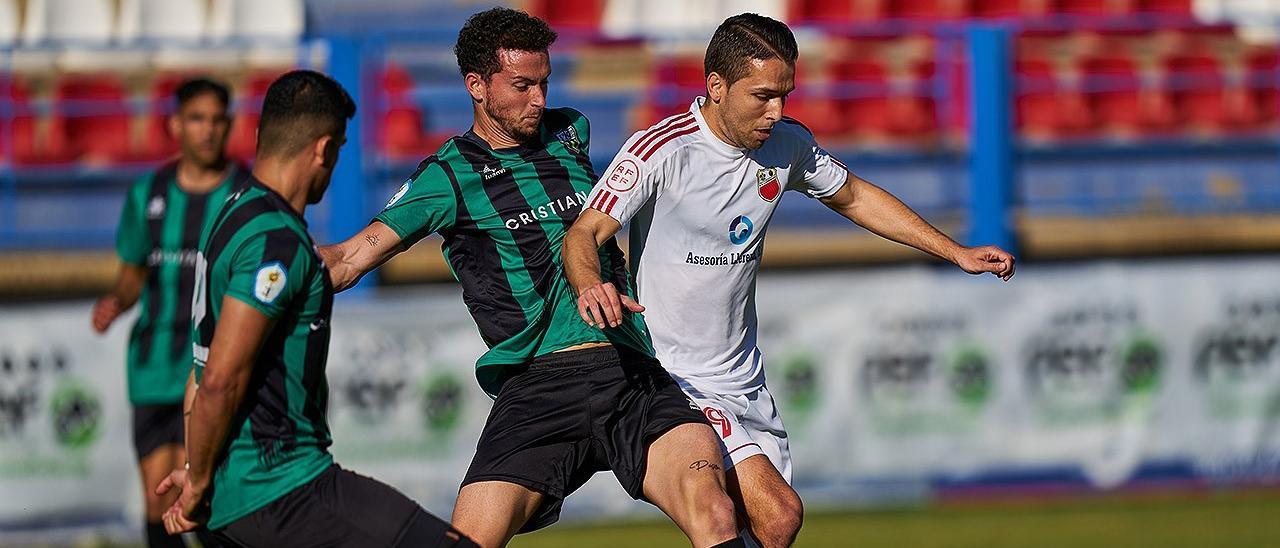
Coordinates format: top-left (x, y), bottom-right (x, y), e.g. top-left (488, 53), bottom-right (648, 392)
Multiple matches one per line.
top-left (954, 245), bottom-right (1016, 281)
top-left (577, 282), bottom-right (645, 329)
top-left (91, 295), bottom-right (123, 334)
top-left (155, 468), bottom-right (207, 535)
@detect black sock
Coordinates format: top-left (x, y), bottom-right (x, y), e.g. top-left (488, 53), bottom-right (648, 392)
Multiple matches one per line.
top-left (711, 538), bottom-right (747, 548)
top-left (146, 520), bottom-right (186, 548)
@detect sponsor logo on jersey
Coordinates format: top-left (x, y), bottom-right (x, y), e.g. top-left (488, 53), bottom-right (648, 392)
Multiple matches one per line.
top-left (254, 262), bottom-right (287, 304)
top-left (756, 167), bottom-right (781, 202)
top-left (605, 159), bottom-right (640, 193)
top-left (555, 125), bottom-right (582, 153)
top-left (480, 164), bottom-right (509, 181)
top-left (146, 196), bottom-right (166, 220)
top-left (385, 180), bottom-right (411, 208)
top-left (729, 215), bottom-right (754, 245)
top-left (504, 190), bottom-right (590, 230)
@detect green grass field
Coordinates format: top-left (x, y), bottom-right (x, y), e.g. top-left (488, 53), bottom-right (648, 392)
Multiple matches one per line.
top-left (509, 490), bottom-right (1280, 548)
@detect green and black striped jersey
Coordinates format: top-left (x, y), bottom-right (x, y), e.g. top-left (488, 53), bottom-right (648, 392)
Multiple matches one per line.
top-left (191, 178), bottom-right (334, 530)
top-left (114, 161), bottom-right (248, 405)
top-left (375, 107), bottom-right (653, 397)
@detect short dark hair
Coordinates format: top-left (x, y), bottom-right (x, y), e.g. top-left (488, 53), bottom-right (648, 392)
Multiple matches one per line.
top-left (256, 70), bottom-right (356, 158)
top-left (704, 13), bottom-right (798, 86)
top-left (175, 77), bottom-right (230, 109)
top-left (454, 7), bottom-right (557, 80)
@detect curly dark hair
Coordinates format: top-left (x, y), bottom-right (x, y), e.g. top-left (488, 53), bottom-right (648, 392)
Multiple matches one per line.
top-left (454, 7), bottom-right (558, 80)
top-left (704, 13), bottom-right (798, 86)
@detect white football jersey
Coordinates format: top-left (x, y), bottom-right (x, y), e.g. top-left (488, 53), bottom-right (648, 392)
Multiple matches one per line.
top-left (586, 97), bottom-right (848, 394)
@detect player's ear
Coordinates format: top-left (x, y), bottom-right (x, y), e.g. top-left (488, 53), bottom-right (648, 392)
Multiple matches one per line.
top-left (167, 112), bottom-right (182, 141)
top-left (706, 72), bottom-right (725, 103)
top-left (311, 135), bottom-right (332, 168)
top-left (465, 72), bottom-right (485, 103)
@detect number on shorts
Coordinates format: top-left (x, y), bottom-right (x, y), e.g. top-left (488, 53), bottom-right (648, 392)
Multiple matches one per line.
top-left (704, 407), bottom-right (732, 438)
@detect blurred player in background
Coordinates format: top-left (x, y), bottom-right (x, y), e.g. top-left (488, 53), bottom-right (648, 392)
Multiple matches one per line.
top-left (90, 77), bottom-right (247, 548)
top-left (319, 8), bottom-right (745, 548)
top-left (565, 13), bottom-right (1016, 548)
top-left (155, 70), bottom-right (474, 547)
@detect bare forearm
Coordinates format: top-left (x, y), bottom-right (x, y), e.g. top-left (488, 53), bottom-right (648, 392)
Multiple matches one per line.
top-left (110, 264), bottom-right (147, 308)
top-left (182, 369), bottom-right (196, 439)
top-left (846, 182), bottom-right (963, 263)
top-left (564, 227), bottom-right (608, 295)
top-left (185, 374), bottom-right (246, 491)
top-left (321, 224), bottom-right (404, 293)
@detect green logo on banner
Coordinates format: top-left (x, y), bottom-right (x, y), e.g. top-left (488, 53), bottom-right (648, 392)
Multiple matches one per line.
top-left (948, 344), bottom-right (992, 406)
top-left (50, 381), bottom-right (100, 450)
top-left (781, 353), bottom-right (819, 413)
top-left (421, 374), bottom-right (463, 433)
top-left (1120, 334), bottom-right (1162, 393)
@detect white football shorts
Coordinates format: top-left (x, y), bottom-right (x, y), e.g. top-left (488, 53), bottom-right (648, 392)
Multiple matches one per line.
top-left (682, 382), bottom-right (792, 484)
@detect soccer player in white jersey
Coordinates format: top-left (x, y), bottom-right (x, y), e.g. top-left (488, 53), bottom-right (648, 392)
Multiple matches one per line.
top-left (563, 13), bottom-right (1015, 548)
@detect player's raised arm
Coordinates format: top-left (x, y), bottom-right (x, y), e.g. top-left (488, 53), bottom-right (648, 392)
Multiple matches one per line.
top-left (820, 171), bottom-right (1015, 280)
top-left (318, 221), bottom-right (404, 292)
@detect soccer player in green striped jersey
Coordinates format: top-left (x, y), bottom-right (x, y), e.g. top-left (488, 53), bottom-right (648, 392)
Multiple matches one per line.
top-left (154, 71), bottom-right (473, 548)
top-left (91, 77), bottom-right (246, 548)
top-left (321, 8), bottom-right (744, 548)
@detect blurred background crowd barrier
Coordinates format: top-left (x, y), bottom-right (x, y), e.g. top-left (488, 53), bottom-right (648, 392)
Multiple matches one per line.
top-left (1, 0), bottom-right (1279, 545)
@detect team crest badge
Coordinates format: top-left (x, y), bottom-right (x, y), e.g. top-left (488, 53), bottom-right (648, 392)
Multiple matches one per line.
top-left (756, 167), bottom-right (780, 202)
top-left (555, 125), bottom-right (582, 153)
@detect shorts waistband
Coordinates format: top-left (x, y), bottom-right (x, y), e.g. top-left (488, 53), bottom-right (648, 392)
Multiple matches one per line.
top-left (525, 344), bottom-right (651, 370)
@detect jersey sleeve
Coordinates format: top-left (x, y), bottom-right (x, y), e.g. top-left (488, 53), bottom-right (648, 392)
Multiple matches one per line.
top-left (782, 121), bottom-right (849, 200)
top-left (224, 229), bottom-right (314, 319)
top-left (584, 132), bottom-right (662, 226)
top-left (115, 176), bottom-right (152, 266)
top-left (373, 159), bottom-right (458, 247)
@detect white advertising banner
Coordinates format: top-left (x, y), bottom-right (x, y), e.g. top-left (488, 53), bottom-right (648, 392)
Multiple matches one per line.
top-left (3, 257), bottom-right (1279, 537)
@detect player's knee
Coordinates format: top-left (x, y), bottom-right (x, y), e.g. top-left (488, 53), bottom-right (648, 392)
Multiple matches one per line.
top-left (758, 492), bottom-right (804, 545)
top-left (681, 476), bottom-right (737, 536)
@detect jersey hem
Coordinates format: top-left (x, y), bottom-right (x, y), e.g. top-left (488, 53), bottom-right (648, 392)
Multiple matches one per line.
top-left (206, 455), bottom-right (334, 530)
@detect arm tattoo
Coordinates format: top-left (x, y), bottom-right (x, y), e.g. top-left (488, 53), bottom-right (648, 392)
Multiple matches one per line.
top-left (365, 234), bottom-right (380, 247)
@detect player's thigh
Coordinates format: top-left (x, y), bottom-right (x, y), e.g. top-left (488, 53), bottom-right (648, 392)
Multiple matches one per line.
top-left (642, 422), bottom-right (727, 503)
top-left (137, 444), bottom-right (182, 513)
top-left (726, 454), bottom-right (801, 524)
top-left (452, 480), bottom-right (543, 547)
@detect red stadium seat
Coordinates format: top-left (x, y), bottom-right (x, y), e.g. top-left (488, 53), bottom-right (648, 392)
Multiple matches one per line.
top-left (1136, 0), bottom-right (1192, 15)
top-left (526, 0), bottom-right (603, 31)
top-left (227, 72), bottom-right (281, 160)
top-left (832, 56), bottom-right (937, 142)
top-left (788, 0), bottom-right (886, 24)
top-left (832, 58), bottom-right (890, 139)
top-left (1247, 49), bottom-right (1279, 126)
top-left (889, 0), bottom-right (969, 20)
top-left (377, 64), bottom-right (438, 159)
top-left (1055, 0), bottom-right (1135, 17)
top-left (1167, 54), bottom-right (1254, 132)
top-left (1015, 59), bottom-right (1095, 138)
top-left (1081, 55), bottom-right (1141, 135)
top-left (971, 0), bottom-right (1053, 18)
top-left (57, 76), bottom-right (132, 163)
top-left (656, 57), bottom-right (705, 92)
top-left (136, 74), bottom-right (189, 161)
